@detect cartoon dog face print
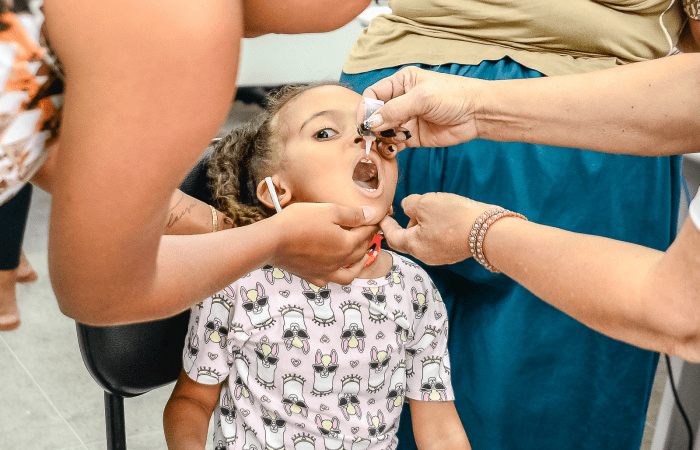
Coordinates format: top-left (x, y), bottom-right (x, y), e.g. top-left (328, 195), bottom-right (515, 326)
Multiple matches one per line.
top-left (240, 282), bottom-right (274, 329)
top-left (385, 264), bottom-right (405, 289)
top-left (385, 361), bottom-right (406, 412)
top-left (292, 433), bottom-right (316, 450)
top-left (362, 286), bottom-right (387, 323)
top-left (411, 287), bottom-right (429, 323)
top-left (262, 265), bottom-right (293, 285)
top-left (338, 375), bottom-right (362, 421)
top-left (184, 327), bottom-right (199, 373)
top-left (405, 348), bottom-right (416, 378)
top-left (411, 325), bottom-right (439, 355)
top-left (341, 301), bottom-right (365, 353)
top-left (420, 357), bottom-right (447, 401)
top-left (281, 306), bottom-right (310, 354)
top-left (301, 280), bottom-right (335, 326)
top-left (234, 353), bottom-right (254, 404)
top-left (393, 311), bottom-right (411, 348)
top-left (242, 424), bottom-right (262, 450)
top-left (219, 385), bottom-right (237, 444)
top-left (282, 374), bottom-right (308, 418)
top-left (312, 349), bottom-right (338, 396)
top-left (315, 415), bottom-right (343, 450)
top-left (261, 406), bottom-right (286, 450)
top-left (366, 410), bottom-right (388, 441)
top-left (367, 345), bottom-right (392, 393)
top-left (204, 295), bottom-right (232, 349)
top-left (254, 337), bottom-right (279, 389)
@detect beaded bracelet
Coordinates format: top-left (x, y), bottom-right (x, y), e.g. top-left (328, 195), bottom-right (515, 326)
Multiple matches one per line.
top-left (685, 0), bottom-right (700, 20)
top-left (468, 207), bottom-right (527, 273)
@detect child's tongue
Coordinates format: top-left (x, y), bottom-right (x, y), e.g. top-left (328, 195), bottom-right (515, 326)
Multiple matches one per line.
top-left (352, 158), bottom-right (379, 190)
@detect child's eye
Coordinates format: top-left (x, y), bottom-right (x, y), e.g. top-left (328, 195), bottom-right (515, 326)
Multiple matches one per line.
top-left (314, 128), bottom-right (338, 140)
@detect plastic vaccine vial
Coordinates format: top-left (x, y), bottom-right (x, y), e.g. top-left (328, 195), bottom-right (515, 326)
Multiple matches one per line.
top-left (362, 98), bottom-right (384, 155)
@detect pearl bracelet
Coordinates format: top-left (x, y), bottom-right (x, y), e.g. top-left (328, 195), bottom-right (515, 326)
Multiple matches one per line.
top-left (468, 207), bottom-right (527, 273)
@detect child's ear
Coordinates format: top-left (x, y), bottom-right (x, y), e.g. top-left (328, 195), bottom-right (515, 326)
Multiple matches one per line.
top-left (256, 176), bottom-right (292, 210)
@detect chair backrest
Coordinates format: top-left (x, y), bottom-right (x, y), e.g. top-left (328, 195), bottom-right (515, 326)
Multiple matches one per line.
top-left (76, 150), bottom-right (213, 398)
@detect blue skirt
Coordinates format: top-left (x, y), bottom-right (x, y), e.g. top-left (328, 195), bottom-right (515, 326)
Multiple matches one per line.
top-left (341, 58), bottom-right (681, 450)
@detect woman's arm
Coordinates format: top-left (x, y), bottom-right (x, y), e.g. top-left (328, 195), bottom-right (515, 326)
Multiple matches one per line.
top-left (409, 400), bottom-right (471, 450)
top-left (164, 190), bottom-right (233, 235)
top-left (164, 370), bottom-right (220, 450)
top-left (41, 0), bottom-right (377, 325)
top-left (361, 54), bottom-right (700, 157)
top-left (381, 193), bottom-right (700, 362)
top-left (243, 0), bottom-right (370, 36)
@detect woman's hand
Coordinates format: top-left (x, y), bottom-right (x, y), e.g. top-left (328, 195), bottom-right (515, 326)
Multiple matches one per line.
top-left (380, 193), bottom-right (493, 265)
top-left (359, 66), bottom-right (485, 158)
top-left (266, 202), bottom-right (380, 286)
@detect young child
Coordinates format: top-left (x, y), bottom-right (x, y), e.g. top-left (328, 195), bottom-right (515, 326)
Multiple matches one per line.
top-left (164, 83), bottom-right (471, 450)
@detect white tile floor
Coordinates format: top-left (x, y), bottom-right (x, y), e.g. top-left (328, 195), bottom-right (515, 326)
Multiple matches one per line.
top-left (0, 100), bottom-right (668, 450)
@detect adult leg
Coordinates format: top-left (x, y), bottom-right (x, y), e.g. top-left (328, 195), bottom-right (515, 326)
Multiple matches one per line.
top-left (0, 183), bottom-right (33, 330)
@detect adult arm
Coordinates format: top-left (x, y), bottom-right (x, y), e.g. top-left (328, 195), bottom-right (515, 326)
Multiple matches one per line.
top-left (163, 370), bottom-right (220, 450)
top-left (381, 193), bottom-right (700, 362)
top-left (243, 0), bottom-right (370, 36)
top-left (361, 54), bottom-right (700, 157)
top-left (43, 0), bottom-right (377, 325)
top-left (409, 400), bottom-right (471, 450)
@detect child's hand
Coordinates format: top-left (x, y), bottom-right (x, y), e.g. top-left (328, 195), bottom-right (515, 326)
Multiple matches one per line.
top-left (266, 202), bottom-right (380, 286)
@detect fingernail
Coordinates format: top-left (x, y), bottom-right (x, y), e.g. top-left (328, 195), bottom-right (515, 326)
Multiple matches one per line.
top-left (379, 129), bottom-right (396, 138)
top-left (362, 114), bottom-right (383, 130)
top-left (363, 206), bottom-right (376, 221)
top-left (396, 130), bottom-right (412, 141)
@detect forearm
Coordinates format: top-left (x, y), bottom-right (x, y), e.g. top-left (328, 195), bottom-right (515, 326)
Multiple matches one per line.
top-left (53, 217), bottom-right (277, 325)
top-left (485, 217), bottom-right (700, 361)
top-left (476, 53), bottom-right (700, 156)
top-left (243, 0), bottom-right (370, 35)
top-left (164, 396), bottom-right (211, 449)
top-left (409, 400), bottom-right (471, 450)
top-left (165, 190), bottom-right (232, 235)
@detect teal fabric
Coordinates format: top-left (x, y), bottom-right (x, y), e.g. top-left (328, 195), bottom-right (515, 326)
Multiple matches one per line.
top-left (340, 58), bottom-right (681, 450)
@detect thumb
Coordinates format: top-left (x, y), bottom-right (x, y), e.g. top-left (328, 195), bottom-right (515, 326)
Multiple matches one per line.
top-left (369, 91), bottom-right (425, 131)
top-left (334, 205), bottom-right (377, 227)
top-left (380, 215), bottom-right (411, 254)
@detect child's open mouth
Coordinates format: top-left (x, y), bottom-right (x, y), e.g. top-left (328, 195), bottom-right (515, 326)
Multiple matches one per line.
top-left (352, 157), bottom-right (379, 191)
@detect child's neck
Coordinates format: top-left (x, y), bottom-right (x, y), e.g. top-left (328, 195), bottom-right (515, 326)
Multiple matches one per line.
top-left (357, 250), bottom-right (392, 280)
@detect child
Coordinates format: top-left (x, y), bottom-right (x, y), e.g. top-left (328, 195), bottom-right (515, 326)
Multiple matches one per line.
top-left (164, 83), bottom-right (471, 450)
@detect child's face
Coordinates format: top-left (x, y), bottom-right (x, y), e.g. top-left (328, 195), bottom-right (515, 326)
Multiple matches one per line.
top-left (274, 85), bottom-right (398, 216)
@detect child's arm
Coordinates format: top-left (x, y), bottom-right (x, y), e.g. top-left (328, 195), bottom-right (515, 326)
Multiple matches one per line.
top-left (164, 370), bottom-right (221, 450)
top-left (409, 399), bottom-right (471, 450)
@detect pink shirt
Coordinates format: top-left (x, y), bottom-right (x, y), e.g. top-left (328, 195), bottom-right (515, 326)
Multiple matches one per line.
top-left (184, 251), bottom-right (454, 450)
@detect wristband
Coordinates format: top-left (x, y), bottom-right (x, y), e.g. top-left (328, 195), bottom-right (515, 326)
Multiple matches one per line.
top-left (469, 207), bottom-right (527, 273)
top-left (210, 205), bottom-right (218, 232)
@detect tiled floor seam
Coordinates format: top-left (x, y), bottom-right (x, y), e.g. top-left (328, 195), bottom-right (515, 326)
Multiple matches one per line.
top-left (2, 334), bottom-right (89, 449)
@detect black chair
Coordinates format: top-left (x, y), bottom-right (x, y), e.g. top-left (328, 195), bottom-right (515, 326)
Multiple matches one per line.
top-left (76, 151), bottom-right (214, 450)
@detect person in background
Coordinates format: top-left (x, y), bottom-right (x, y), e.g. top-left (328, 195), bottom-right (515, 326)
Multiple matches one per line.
top-left (340, 1), bottom-right (699, 449)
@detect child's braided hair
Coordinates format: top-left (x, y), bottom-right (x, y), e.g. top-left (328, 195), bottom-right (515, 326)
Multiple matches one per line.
top-left (208, 81), bottom-right (343, 227)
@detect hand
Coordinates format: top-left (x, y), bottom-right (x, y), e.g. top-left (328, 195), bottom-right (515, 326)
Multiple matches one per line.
top-left (266, 202), bottom-right (380, 286)
top-left (359, 66), bottom-right (484, 159)
top-left (380, 193), bottom-right (493, 265)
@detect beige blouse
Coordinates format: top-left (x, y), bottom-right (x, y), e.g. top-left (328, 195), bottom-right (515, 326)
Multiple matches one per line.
top-left (344, 0), bottom-right (687, 76)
